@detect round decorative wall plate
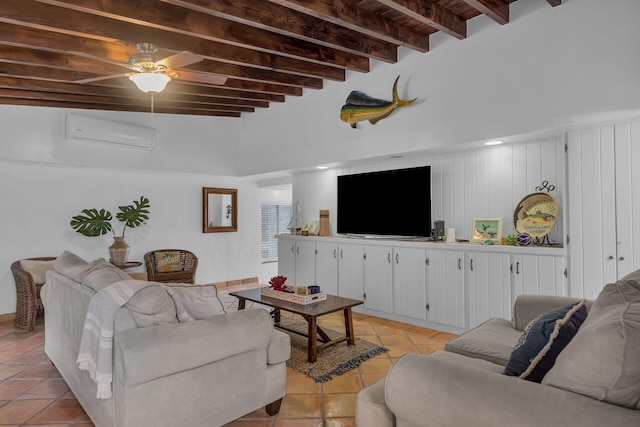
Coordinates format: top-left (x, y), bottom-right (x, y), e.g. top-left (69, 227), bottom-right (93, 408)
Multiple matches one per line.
top-left (513, 192), bottom-right (559, 238)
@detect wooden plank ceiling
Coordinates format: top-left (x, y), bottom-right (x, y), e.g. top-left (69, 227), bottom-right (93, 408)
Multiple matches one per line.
top-left (0, 0), bottom-right (561, 117)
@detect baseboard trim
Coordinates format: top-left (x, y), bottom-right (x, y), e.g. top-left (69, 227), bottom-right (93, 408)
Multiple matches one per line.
top-left (0, 312), bottom-right (15, 323)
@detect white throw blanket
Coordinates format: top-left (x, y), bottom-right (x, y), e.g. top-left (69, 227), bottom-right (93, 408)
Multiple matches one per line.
top-left (77, 280), bottom-right (194, 399)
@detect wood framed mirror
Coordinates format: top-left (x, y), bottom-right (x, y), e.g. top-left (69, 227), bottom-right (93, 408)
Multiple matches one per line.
top-left (203, 187), bottom-right (237, 233)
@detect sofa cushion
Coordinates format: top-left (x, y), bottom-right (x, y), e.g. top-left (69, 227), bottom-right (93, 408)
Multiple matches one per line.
top-left (445, 317), bottom-right (522, 366)
top-left (125, 286), bottom-right (178, 327)
top-left (166, 284), bottom-right (225, 320)
top-left (54, 250), bottom-right (89, 282)
top-left (20, 259), bottom-right (56, 285)
top-left (81, 258), bottom-right (132, 292)
top-left (504, 300), bottom-right (587, 382)
top-left (154, 251), bottom-right (182, 272)
top-left (542, 279), bottom-right (640, 409)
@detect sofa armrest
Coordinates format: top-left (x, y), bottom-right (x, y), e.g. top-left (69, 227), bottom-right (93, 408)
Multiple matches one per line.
top-left (114, 309), bottom-right (273, 388)
top-left (512, 295), bottom-right (589, 331)
top-left (267, 329), bottom-right (290, 365)
top-left (385, 352), bottom-right (639, 427)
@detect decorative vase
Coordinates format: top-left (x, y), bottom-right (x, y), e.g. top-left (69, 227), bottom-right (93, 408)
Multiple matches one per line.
top-left (109, 236), bottom-right (130, 266)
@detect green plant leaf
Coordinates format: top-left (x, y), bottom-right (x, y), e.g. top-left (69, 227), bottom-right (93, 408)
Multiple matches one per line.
top-left (116, 196), bottom-right (150, 229)
top-left (70, 208), bottom-right (113, 237)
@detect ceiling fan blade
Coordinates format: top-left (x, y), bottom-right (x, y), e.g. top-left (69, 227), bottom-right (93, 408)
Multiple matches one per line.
top-left (156, 51), bottom-right (203, 70)
top-left (74, 73), bottom-right (131, 84)
top-left (69, 51), bottom-right (129, 69)
top-left (173, 70), bottom-right (228, 86)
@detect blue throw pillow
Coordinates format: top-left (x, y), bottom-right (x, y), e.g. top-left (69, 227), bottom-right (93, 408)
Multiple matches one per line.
top-left (504, 300), bottom-right (587, 382)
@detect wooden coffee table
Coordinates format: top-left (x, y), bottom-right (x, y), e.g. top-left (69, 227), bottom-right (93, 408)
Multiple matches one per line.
top-left (230, 288), bottom-right (364, 363)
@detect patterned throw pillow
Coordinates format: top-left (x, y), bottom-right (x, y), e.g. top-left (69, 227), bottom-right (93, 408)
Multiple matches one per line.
top-left (504, 300), bottom-right (587, 382)
top-left (154, 251), bottom-right (182, 272)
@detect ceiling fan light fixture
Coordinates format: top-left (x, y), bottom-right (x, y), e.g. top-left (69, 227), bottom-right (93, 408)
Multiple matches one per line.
top-left (129, 73), bottom-right (171, 93)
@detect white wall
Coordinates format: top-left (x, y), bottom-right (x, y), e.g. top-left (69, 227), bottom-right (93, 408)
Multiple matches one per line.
top-left (0, 105), bottom-right (240, 176)
top-left (0, 161), bottom-right (278, 316)
top-left (238, 0), bottom-right (640, 176)
top-left (292, 137), bottom-right (565, 244)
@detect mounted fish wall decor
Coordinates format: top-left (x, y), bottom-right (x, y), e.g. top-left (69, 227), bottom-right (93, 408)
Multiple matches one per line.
top-left (340, 76), bottom-right (416, 128)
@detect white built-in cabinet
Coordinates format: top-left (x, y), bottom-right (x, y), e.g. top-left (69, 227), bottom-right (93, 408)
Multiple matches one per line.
top-left (567, 121), bottom-right (640, 298)
top-left (277, 235), bottom-right (565, 333)
top-left (315, 241), bottom-right (338, 295)
top-left (277, 238), bottom-right (315, 285)
top-left (363, 246), bottom-right (394, 313)
top-left (427, 249), bottom-right (466, 329)
top-left (393, 247), bottom-right (427, 321)
top-left (337, 243), bottom-right (364, 302)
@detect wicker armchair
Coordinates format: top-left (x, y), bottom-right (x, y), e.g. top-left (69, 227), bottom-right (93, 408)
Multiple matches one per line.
top-left (11, 257), bottom-right (56, 330)
top-left (144, 249), bottom-right (198, 284)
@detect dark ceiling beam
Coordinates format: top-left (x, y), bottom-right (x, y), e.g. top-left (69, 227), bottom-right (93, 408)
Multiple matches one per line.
top-left (0, 87), bottom-right (254, 113)
top-left (267, 0), bottom-right (430, 52)
top-left (462, 0), bottom-right (509, 25)
top-left (1, 2), bottom-right (347, 84)
top-left (0, 76), bottom-right (271, 108)
top-left (0, 97), bottom-right (242, 117)
top-left (158, 0), bottom-right (398, 63)
top-left (375, 0), bottom-right (467, 39)
top-left (31, 0), bottom-right (368, 72)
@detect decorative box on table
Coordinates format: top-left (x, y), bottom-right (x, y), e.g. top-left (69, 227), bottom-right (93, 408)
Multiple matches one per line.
top-left (260, 287), bottom-right (327, 305)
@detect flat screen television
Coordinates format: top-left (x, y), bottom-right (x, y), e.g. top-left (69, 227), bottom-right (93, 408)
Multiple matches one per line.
top-left (337, 166), bottom-right (431, 238)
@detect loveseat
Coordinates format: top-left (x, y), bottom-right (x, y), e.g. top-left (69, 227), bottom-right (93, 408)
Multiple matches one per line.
top-left (41, 251), bottom-right (290, 427)
top-left (356, 270), bottom-right (640, 427)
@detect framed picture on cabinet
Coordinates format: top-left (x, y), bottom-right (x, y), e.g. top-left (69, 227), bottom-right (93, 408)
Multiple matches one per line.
top-left (470, 218), bottom-right (503, 244)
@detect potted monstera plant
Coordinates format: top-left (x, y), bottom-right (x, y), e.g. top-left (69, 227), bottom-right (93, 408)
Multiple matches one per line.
top-left (70, 196), bottom-right (150, 266)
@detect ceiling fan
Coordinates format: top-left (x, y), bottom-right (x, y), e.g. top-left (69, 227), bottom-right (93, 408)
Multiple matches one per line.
top-left (74, 43), bottom-right (228, 94)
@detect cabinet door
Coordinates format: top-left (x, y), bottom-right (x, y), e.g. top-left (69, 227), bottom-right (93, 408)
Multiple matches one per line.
top-left (363, 245), bottom-right (393, 313)
top-left (315, 242), bottom-right (338, 295)
top-left (338, 244), bottom-right (364, 301)
top-left (277, 238), bottom-right (296, 281)
top-left (295, 240), bottom-right (316, 285)
top-left (512, 254), bottom-right (565, 302)
top-left (466, 252), bottom-right (511, 329)
top-left (567, 123), bottom-right (640, 298)
top-left (393, 247), bottom-right (427, 320)
top-left (427, 250), bottom-right (465, 329)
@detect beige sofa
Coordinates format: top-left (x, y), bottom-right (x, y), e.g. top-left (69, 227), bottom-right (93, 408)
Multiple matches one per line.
top-left (356, 270), bottom-right (640, 427)
top-left (42, 251), bottom-right (290, 427)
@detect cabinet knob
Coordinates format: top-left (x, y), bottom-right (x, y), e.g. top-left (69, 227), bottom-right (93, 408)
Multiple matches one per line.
top-left (333, 249), bottom-right (337, 258)
top-left (395, 253), bottom-right (399, 264)
top-left (619, 256), bottom-right (625, 261)
top-left (388, 253), bottom-right (391, 263)
top-left (470, 259), bottom-right (474, 271)
top-left (458, 258), bottom-right (461, 270)
top-left (608, 256), bottom-right (614, 260)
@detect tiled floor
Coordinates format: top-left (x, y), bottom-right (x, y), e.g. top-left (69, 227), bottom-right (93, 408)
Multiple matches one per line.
top-left (0, 283), bottom-right (457, 426)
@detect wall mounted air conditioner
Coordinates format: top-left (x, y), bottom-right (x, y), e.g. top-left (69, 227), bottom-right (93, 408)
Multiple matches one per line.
top-left (66, 113), bottom-right (156, 150)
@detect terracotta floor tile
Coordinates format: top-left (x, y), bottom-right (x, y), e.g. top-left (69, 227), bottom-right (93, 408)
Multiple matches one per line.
top-left (322, 374), bottom-right (363, 394)
top-left (274, 419), bottom-right (323, 427)
top-left (386, 345), bottom-right (420, 358)
top-left (360, 374), bottom-right (386, 388)
top-left (326, 418), bottom-right (358, 427)
top-left (2, 340), bottom-right (43, 352)
top-left (224, 420), bottom-right (273, 427)
top-left (323, 393), bottom-right (357, 418)
top-left (378, 334), bottom-right (413, 346)
top-left (0, 352), bottom-right (23, 363)
top-left (431, 332), bottom-right (459, 342)
top-left (18, 379), bottom-right (70, 399)
top-left (13, 363), bottom-right (59, 379)
top-left (358, 358), bottom-right (393, 375)
top-left (277, 394), bottom-right (322, 419)
top-left (28, 399), bottom-right (87, 424)
top-left (0, 379), bottom-right (41, 399)
top-left (0, 398), bottom-right (54, 423)
top-left (405, 326), bottom-right (442, 337)
top-left (417, 344), bottom-right (445, 355)
top-left (407, 333), bottom-right (442, 345)
top-left (358, 334), bottom-right (382, 345)
top-left (0, 364), bottom-right (30, 380)
top-left (286, 374), bottom-right (322, 394)
top-left (5, 351), bottom-right (48, 365)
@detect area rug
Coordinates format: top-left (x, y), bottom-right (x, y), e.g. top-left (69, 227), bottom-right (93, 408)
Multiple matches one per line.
top-left (276, 317), bottom-right (388, 383)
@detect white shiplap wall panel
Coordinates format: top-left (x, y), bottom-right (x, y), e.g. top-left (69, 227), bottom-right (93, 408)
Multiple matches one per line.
top-left (298, 139), bottom-right (564, 243)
